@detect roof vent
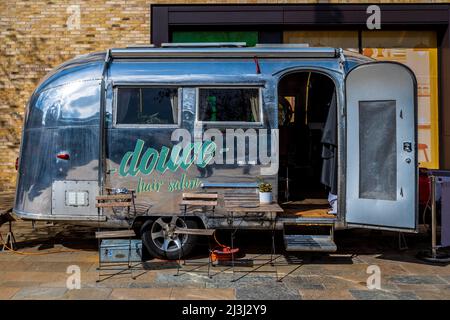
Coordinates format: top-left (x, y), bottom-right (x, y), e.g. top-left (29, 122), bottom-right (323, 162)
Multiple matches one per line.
top-left (160, 42), bottom-right (247, 48)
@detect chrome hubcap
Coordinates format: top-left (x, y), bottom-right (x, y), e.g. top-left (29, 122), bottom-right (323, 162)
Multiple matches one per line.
top-left (150, 216), bottom-right (187, 252)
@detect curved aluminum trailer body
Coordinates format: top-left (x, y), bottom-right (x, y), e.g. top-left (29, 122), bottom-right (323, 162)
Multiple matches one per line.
top-left (14, 46), bottom-right (418, 235)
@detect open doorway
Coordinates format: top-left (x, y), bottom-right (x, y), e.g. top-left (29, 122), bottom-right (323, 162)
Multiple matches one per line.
top-left (278, 71), bottom-right (337, 218)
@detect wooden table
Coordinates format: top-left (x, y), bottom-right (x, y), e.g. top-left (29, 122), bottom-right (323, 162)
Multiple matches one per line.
top-left (222, 194), bottom-right (284, 281)
top-left (223, 193), bottom-right (284, 213)
top-left (224, 202), bottom-right (284, 213)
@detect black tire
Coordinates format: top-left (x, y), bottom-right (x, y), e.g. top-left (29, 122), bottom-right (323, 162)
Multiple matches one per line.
top-left (140, 216), bottom-right (199, 260)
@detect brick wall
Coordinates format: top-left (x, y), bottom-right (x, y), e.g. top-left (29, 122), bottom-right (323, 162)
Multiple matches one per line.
top-left (0, 0), bottom-right (152, 191)
top-left (0, 0), bottom-right (447, 191)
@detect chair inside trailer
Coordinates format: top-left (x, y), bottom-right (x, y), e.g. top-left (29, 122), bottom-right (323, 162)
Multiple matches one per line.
top-left (278, 71), bottom-right (337, 219)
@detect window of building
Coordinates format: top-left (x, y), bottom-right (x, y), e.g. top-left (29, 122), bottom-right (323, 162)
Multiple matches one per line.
top-left (172, 31), bottom-right (258, 46)
top-left (115, 87), bottom-right (179, 126)
top-left (283, 30), bottom-right (359, 52)
top-left (284, 29), bottom-right (439, 169)
top-left (362, 31), bottom-right (439, 169)
top-left (197, 88), bottom-right (261, 123)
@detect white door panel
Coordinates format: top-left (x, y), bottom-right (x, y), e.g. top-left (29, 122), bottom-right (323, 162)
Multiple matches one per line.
top-left (345, 62), bottom-right (417, 231)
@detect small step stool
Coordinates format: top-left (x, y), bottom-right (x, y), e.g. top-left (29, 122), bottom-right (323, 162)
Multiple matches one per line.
top-left (283, 223), bottom-right (337, 252)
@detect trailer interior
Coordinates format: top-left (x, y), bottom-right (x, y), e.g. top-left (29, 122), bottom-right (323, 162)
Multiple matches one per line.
top-left (278, 71), bottom-right (337, 220)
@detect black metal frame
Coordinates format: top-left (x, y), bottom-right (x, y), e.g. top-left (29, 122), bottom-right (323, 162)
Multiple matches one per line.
top-left (96, 190), bottom-right (138, 282)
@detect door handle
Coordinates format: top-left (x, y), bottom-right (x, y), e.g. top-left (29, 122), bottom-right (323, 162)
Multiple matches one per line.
top-left (403, 142), bottom-right (412, 153)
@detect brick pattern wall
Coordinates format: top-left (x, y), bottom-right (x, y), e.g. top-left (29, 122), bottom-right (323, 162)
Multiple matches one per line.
top-left (0, 0), bottom-right (448, 191)
top-left (0, 0), bottom-right (151, 191)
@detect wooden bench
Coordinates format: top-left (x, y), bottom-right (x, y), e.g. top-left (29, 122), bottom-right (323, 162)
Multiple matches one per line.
top-left (95, 193), bottom-right (134, 208)
top-left (95, 191), bottom-right (137, 237)
top-left (95, 229), bottom-right (136, 239)
top-left (180, 192), bottom-right (218, 214)
top-left (173, 228), bottom-right (215, 236)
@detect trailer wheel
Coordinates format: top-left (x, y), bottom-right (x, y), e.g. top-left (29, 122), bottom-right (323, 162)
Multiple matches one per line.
top-left (140, 216), bottom-right (199, 260)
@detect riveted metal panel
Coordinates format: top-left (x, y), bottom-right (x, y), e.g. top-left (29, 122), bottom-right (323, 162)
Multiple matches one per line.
top-left (52, 180), bottom-right (99, 216)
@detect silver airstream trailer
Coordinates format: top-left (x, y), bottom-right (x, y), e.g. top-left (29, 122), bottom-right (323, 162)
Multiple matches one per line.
top-left (14, 44), bottom-right (418, 259)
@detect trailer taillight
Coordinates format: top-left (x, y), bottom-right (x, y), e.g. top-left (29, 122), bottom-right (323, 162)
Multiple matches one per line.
top-left (15, 157), bottom-right (19, 170)
top-left (56, 153), bottom-right (70, 160)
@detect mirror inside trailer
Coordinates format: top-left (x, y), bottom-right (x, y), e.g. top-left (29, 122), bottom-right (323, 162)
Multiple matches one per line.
top-left (345, 62), bottom-right (418, 232)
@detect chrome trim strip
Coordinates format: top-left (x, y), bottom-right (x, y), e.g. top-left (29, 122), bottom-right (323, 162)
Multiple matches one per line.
top-left (110, 47), bottom-right (338, 59)
top-left (13, 209), bottom-right (107, 222)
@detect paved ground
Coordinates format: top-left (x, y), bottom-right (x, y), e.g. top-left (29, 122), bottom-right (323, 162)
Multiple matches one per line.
top-left (1, 220), bottom-right (450, 300)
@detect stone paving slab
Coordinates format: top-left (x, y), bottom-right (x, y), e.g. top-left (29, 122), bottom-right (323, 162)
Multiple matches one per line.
top-left (0, 261), bottom-right (94, 272)
top-left (0, 287), bottom-right (20, 300)
top-left (413, 289), bottom-right (450, 300)
top-left (349, 289), bottom-right (418, 300)
top-left (110, 288), bottom-right (172, 300)
top-left (388, 275), bottom-right (447, 285)
top-left (435, 275), bottom-right (450, 284)
top-left (235, 282), bottom-right (299, 300)
top-left (394, 262), bottom-right (450, 275)
top-left (0, 252), bottom-right (27, 261)
top-left (0, 271), bottom-right (68, 283)
top-left (61, 288), bottom-right (112, 300)
top-left (2, 220), bottom-right (450, 300)
top-left (11, 287), bottom-right (68, 300)
top-left (170, 288), bottom-right (236, 300)
top-left (299, 289), bottom-right (355, 300)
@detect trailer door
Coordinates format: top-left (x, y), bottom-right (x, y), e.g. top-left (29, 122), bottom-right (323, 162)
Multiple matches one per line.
top-left (345, 62), bottom-right (417, 231)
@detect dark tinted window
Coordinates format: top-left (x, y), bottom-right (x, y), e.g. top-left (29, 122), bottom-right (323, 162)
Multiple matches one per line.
top-left (359, 100), bottom-right (397, 201)
top-left (198, 88), bottom-right (261, 123)
top-left (116, 87), bottom-right (178, 125)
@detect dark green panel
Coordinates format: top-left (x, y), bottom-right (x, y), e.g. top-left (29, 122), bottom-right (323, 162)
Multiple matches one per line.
top-left (171, 31), bottom-right (258, 47)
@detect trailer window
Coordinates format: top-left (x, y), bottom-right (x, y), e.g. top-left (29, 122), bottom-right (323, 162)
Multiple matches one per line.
top-left (198, 88), bottom-right (261, 123)
top-left (116, 87), bottom-right (179, 125)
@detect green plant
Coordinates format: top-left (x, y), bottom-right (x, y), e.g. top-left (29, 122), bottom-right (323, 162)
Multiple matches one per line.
top-left (258, 182), bottom-right (272, 193)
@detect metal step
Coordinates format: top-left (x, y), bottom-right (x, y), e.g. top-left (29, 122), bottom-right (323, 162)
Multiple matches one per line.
top-left (284, 234), bottom-right (337, 252)
top-left (283, 223), bottom-right (337, 252)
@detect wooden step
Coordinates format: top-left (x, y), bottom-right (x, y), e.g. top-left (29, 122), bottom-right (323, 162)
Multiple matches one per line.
top-left (96, 194), bottom-right (132, 200)
top-left (96, 202), bottom-right (132, 208)
top-left (173, 228), bottom-right (215, 236)
top-left (180, 200), bottom-right (218, 206)
top-left (182, 192), bottom-right (218, 199)
top-left (95, 229), bottom-right (136, 239)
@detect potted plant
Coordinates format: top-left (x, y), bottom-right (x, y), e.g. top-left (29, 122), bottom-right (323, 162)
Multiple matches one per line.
top-left (258, 180), bottom-right (273, 204)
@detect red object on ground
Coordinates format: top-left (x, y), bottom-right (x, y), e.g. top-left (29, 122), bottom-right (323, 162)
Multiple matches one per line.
top-left (211, 247), bottom-right (240, 262)
top-left (419, 168), bottom-right (431, 206)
